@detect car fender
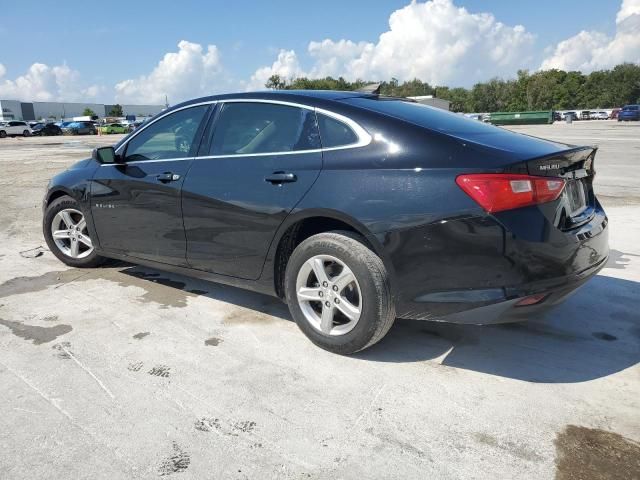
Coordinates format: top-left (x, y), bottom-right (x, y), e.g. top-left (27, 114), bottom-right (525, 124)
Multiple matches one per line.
top-left (258, 206), bottom-right (398, 299)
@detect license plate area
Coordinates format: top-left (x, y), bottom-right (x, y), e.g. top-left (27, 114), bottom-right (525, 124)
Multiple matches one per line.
top-left (565, 179), bottom-right (587, 216)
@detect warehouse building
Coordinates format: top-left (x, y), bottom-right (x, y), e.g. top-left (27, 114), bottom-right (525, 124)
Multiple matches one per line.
top-left (0, 99), bottom-right (164, 121)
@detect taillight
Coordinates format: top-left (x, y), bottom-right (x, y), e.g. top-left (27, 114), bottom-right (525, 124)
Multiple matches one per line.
top-left (455, 174), bottom-right (565, 213)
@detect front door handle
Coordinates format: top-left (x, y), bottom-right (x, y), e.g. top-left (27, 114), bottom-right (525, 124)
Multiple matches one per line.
top-left (156, 172), bottom-right (180, 183)
top-left (265, 172), bottom-right (297, 184)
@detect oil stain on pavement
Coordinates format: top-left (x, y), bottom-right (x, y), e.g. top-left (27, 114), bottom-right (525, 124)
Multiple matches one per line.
top-left (0, 318), bottom-right (72, 345)
top-left (555, 425), bottom-right (640, 480)
top-left (204, 336), bottom-right (222, 346)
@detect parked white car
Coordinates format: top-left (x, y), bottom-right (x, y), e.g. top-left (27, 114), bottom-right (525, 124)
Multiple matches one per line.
top-left (0, 121), bottom-right (32, 138)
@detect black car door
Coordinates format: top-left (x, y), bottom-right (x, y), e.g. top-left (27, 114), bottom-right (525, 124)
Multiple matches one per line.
top-left (182, 101), bottom-right (322, 280)
top-left (90, 104), bottom-right (210, 266)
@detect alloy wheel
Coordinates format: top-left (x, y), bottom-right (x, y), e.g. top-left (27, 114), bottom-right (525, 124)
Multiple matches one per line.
top-left (50, 208), bottom-right (94, 259)
top-left (295, 254), bottom-right (362, 336)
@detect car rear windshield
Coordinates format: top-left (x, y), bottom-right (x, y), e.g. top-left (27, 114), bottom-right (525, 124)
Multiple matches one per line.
top-left (622, 105), bottom-right (638, 111)
top-left (344, 97), bottom-right (505, 136)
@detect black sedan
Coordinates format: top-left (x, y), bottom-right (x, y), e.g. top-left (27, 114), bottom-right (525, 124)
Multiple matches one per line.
top-left (42, 91), bottom-right (609, 354)
top-left (32, 123), bottom-right (63, 136)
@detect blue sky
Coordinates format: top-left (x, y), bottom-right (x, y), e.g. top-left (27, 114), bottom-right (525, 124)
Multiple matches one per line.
top-left (0, 0), bottom-right (637, 104)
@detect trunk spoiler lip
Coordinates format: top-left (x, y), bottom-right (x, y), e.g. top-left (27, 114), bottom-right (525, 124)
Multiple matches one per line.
top-left (524, 145), bottom-right (597, 178)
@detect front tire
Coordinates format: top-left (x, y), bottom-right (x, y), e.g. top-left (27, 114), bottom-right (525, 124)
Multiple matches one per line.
top-left (23, 130), bottom-right (30, 137)
top-left (43, 195), bottom-right (105, 268)
top-left (285, 231), bottom-right (395, 354)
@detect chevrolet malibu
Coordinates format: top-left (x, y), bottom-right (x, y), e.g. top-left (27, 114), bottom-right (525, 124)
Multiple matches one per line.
top-left (42, 91), bottom-right (609, 354)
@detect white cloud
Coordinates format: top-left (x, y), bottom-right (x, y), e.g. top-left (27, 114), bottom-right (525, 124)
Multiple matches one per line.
top-left (114, 40), bottom-right (225, 104)
top-left (246, 49), bottom-right (304, 91)
top-left (617, 0), bottom-right (640, 23)
top-left (252, 0), bottom-right (536, 87)
top-left (0, 62), bottom-right (101, 102)
top-left (307, 40), bottom-right (371, 78)
top-left (541, 0), bottom-right (640, 71)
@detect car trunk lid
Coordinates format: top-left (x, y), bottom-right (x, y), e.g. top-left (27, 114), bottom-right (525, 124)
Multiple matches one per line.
top-left (526, 146), bottom-right (597, 230)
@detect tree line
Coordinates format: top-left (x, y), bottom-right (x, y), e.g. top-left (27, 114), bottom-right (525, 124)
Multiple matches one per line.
top-left (265, 63), bottom-right (640, 113)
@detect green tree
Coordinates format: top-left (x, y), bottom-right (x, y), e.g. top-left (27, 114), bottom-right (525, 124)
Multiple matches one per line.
top-left (265, 74), bottom-right (287, 90)
top-left (83, 108), bottom-right (96, 117)
top-left (108, 104), bottom-right (123, 116)
top-left (258, 62), bottom-right (640, 112)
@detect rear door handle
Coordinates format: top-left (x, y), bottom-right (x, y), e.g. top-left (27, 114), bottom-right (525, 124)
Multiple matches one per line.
top-left (156, 172), bottom-right (180, 183)
top-left (265, 172), bottom-right (297, 184)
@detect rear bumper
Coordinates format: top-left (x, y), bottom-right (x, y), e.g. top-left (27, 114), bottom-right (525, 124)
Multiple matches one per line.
top-left (430, 255), bottom-right (607, 325)
top-left (388, 203), bottom-right (609, 324)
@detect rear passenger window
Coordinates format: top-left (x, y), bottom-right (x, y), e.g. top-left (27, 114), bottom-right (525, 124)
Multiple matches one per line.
top-left (317, 113), bottom-right (358, 148)
top-left (210, 102), bottom-right (320, 155)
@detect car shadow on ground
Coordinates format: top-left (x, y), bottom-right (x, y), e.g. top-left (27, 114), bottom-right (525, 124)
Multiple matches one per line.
top-left (118, 261), bottom-right (638, 384)
top-left (357, 274), bottom-right (639, 383)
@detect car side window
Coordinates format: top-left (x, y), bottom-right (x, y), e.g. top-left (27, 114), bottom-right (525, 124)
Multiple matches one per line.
top-left (209, 102), bottom-right (320, 155)
top-left (124, 105), bottom-right (208, 161)
top-left (316, 113), bottom-right (358, 148)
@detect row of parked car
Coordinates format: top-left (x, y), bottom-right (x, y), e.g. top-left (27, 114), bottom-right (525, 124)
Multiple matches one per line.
top-left (557, 105), bottom-right (640, 121)
top-left (0, 119), bottom-right (145, 138)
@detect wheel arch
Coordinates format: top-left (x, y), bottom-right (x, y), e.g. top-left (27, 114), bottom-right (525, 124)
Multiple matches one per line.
top-left (45, 187), bottom-right (75, 206)
top-left (265, 208), bottom-right (396, 299)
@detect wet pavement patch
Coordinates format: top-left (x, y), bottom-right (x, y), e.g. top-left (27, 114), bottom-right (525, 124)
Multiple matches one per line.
top-left (223, 309), bottom-right (276, 325)
top-left (204, 336), bottom-right (222, 346)
top-left (0, 318), bottom-right (72, 345)
top-left (0, 270), bottom-right (80, 298)
top-left (132, 332), bottom-right (150, 340)
top-left (555, 425), bottom-right (640, 480)
top-left (0, 267), bottom-right (201, 309)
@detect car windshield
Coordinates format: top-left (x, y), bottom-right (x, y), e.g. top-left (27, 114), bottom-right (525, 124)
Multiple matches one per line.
top-left (622, 105), bottom-right (638, 111)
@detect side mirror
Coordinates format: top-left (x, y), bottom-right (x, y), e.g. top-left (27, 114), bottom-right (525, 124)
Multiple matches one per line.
top-left (92, 146), bottom-right (120, 164)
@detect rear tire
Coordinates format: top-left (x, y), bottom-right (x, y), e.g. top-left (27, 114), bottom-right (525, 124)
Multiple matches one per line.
top-left (0, 130), bottom-right (6, 138)
top-left (285, 231), bottom-right (395, 354)
top-left (43, 195), bottom-right (105, 268)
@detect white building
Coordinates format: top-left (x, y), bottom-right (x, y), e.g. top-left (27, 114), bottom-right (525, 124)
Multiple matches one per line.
top-left (0, 99), bottom-right (164, 122)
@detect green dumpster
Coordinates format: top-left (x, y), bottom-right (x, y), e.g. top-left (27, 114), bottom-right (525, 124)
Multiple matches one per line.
top-left (488, 111), bottom-right (554, 125)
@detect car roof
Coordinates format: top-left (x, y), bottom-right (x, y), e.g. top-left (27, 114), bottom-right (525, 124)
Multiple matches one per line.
top-left (169, 90), bottom-right (376, 112)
